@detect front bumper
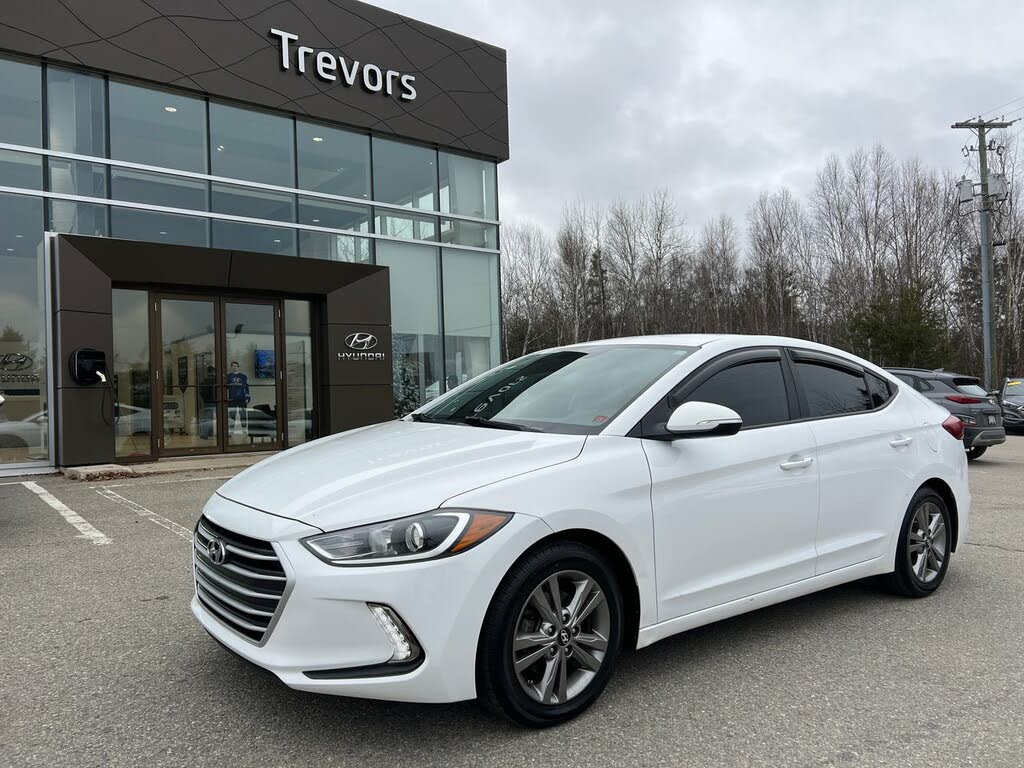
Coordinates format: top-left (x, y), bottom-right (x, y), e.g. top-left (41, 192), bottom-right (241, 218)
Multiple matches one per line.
top-left (191, 494), bottom-right (551, 703)
top-left (1001, 409), bottom-right (1024, 428)
top-left (964, 425), bottom-right (1006, 449)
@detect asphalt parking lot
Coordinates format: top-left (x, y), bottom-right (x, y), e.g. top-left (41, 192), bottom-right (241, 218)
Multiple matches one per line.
top-left (2, 439), bottom-right (1024, 768)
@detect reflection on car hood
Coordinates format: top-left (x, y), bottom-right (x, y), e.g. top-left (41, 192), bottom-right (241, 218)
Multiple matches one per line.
top-left (1003, 395), bottom-right (1024, 407)
top-left (216, 420), bottom-right (586, 531)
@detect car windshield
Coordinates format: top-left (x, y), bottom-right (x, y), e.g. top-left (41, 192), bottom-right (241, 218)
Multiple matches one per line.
top-left (1005, 379), bottom-right (1024, 395)
top-left (418, 345), bottom-right (694, 435)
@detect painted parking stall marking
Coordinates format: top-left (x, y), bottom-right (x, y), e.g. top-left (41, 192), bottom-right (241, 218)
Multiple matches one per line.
top-left (22, 481), bottom-right (111, 545)
top-left (94, 487), bottom-right (194, 542)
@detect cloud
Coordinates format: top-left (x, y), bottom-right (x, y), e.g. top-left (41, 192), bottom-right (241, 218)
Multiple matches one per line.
top-left (383, 0), bottom-right (1024, 235)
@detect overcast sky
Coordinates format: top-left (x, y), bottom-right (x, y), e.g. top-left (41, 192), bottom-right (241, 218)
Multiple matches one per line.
top-left (384, 0), bottom-right (1024, 236)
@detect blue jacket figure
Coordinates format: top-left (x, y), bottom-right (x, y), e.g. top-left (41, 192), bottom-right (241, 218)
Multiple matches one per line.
top-left (226, 362), bottom-right (250, 406)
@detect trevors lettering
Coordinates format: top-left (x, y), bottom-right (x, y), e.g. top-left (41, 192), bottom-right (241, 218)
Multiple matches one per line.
top-left (270, 28), bottom-right (417, 101)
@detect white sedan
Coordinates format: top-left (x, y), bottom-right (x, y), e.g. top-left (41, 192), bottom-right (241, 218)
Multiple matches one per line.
top-left (192, 335), bottom-right (969, 727)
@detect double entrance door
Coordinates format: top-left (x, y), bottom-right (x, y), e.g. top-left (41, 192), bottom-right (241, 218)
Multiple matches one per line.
top-left (154, 295), bottom-right (284, 456)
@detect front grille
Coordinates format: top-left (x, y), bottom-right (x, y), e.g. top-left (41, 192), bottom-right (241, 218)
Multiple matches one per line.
top-left (193, 515), bottom-right (288, 643)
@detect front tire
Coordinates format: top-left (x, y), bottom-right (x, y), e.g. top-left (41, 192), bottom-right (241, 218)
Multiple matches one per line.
top-left (880, 488), bottom-right (951, 597)
top-left (966, 446), bottom-right (987, 461)
top-left (476, 541), bottom-right (624, 727)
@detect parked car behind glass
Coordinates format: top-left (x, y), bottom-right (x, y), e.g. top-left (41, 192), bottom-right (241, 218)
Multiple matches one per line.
top-left (887, 368), bottom-right (1005, 460)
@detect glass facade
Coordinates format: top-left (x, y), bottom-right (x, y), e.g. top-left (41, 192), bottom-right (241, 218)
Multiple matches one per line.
top-left (112, 289), bottom-right (152, 458)
top-left (0, 55), bottom-right (500, 468)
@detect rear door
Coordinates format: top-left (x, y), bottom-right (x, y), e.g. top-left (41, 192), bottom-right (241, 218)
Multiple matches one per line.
top-left (640, 348), bottom-right (820, 620)
top-left (790, 350), bottom-right (920, 574)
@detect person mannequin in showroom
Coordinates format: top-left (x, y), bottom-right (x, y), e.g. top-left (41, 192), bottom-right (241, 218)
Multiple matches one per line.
top-left (226, 361), bottom-right (250, 435)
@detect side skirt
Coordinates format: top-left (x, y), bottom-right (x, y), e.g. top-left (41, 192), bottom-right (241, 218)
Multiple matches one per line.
top-left (636, 556), bottom-right (889, 649)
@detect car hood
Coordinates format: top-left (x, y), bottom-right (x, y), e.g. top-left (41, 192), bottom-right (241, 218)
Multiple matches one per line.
top-left (216, 420), bottom-right (585, 531)
top-left (1003, 395), bottom-right (1024, 408)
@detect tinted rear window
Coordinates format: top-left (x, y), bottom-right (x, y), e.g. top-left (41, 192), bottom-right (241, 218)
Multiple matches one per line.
top-left (952, 377), bottom-right (987, 397)
top-left (795, 361), bottom-right (871, 417)
top-left (866, 373), bottom-right (894, 407)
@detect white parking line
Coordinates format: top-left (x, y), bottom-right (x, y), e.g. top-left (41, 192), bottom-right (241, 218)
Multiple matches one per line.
top-left (22, 481), bottom-right (111, 545)
top-left (93, 474), bottom-right (235, 489)
top-left (94, 487), bottom-right (194, 542)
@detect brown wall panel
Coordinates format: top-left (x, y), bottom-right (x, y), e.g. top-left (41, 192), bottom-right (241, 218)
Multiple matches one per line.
top-left (322, 385), bottom-right (394, 433)
top-left (57, 387), bottom-right (115, 466)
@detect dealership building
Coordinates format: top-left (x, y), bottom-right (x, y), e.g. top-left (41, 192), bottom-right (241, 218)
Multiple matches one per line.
top-left (0, 1), bottom-right (507, 473)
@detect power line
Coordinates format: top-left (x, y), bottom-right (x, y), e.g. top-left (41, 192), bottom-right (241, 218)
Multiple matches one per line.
top-left (978, 95), bottom-right (1024, 119)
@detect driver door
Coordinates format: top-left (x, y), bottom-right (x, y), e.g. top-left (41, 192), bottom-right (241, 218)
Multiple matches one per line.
top-left (639, 348), bottom-right (820, 621)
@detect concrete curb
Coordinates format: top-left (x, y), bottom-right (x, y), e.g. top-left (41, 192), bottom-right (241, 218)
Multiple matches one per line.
top-left (62, 452), bottom-right (276, 482)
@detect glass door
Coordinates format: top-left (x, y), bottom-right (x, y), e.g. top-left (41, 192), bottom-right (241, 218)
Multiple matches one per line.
top-left (222, 301), bottom-right (283, 452)
top-left (156, 297), bottom-right (220, 455)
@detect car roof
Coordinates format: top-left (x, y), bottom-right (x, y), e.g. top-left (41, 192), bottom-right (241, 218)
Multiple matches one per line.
top-left (564, 333), bottom-right (863, 354)
top-left (885, 367), bottom-right (975, 381)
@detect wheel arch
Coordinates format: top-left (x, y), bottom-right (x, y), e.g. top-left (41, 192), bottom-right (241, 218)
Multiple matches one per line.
top-left (496, 528), bottom-right (643, 652)
top-left (920, 477), bottom-right (959, 552)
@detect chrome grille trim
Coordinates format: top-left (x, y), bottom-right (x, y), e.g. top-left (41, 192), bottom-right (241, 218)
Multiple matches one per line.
top-left (196, 521), bottom-right (280, 561)
top-left (195, 571), bottom-right (276, 617)
top-left (194, 559), bottom-right (280, 600)
top-left (193, 515), bottom-right (290, 645)
top-left (196, 587), bottom-right (269, 633)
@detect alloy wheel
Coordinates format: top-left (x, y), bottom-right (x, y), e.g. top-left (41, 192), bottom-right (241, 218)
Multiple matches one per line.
top-left (511, 570), bottom-right (610, 705)
top-left (907, 501), bottom-right (947, 584)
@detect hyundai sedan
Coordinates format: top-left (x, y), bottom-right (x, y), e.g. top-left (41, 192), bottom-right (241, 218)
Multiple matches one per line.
top-left (192, 335), bottom-right (969, 727)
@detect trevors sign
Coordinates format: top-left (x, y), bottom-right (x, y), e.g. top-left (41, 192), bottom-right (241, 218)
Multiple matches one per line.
top-left (270, 28), bottom-right (417, 101)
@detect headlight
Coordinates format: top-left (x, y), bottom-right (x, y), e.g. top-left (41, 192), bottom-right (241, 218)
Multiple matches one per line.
top-left (303, 509), bottom-right (512, 566)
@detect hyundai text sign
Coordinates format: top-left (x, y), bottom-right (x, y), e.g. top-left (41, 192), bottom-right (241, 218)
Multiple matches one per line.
top-left (339, 332), bottom-right (385, 362)
top-left (270, 28), bottom-right (417, 101)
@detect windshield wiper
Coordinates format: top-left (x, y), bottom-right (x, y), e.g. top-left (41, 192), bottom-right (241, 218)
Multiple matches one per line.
top-left (461, 415), bottom-right (541, 432)
top-left (409, 412), bottom-right (446, 423)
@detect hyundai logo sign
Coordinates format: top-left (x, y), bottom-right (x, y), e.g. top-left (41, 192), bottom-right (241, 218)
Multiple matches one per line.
top-left (345, 332), bottom-right (378, 351)
top-left (339, 332), bottom-right (385, 362)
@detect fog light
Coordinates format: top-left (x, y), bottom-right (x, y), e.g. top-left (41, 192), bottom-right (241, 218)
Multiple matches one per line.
top-left (368, 604), bottom-right (421, 663)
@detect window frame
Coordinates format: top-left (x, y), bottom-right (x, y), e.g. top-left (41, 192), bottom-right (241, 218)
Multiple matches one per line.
top-left (630, 347), bottom-right (800, 439)
top-left (787, 348), bottom-right (896, 422)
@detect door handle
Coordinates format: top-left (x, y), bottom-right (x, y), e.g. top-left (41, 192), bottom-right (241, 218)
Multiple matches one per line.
top-left (780, 457), bottom-right (813, 471)
top-left (889, 437), bottom-right (913, 448)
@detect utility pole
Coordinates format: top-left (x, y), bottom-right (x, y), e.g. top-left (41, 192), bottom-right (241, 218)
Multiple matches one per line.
top-left (952, 117), bottom-right (1017, 390)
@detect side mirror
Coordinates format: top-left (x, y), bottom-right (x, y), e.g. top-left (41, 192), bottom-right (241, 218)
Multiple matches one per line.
top-left (666, 401), bottom-right (743, 438)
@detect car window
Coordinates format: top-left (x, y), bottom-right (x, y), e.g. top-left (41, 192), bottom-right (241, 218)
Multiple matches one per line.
top-left (894, 373), bottom-right (916, 388)
top-left (794, 361), bottom-right (871, 417)
top-left (684, 360), bottom-right (790, 428)
top-left (1006, 379), bottom-right (1024, 395)
top-left (866, 373), bottom-right (894, 408)
top-left (952, 377), bottom-right (987, 397)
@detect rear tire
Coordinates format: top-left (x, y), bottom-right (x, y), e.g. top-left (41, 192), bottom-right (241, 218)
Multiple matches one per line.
top-left (880, 488), bottom-right (951, 597)
top-left (476, 541), bottom-right (623, 728)
top-left (966, 446), bottom-right (987, 461)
